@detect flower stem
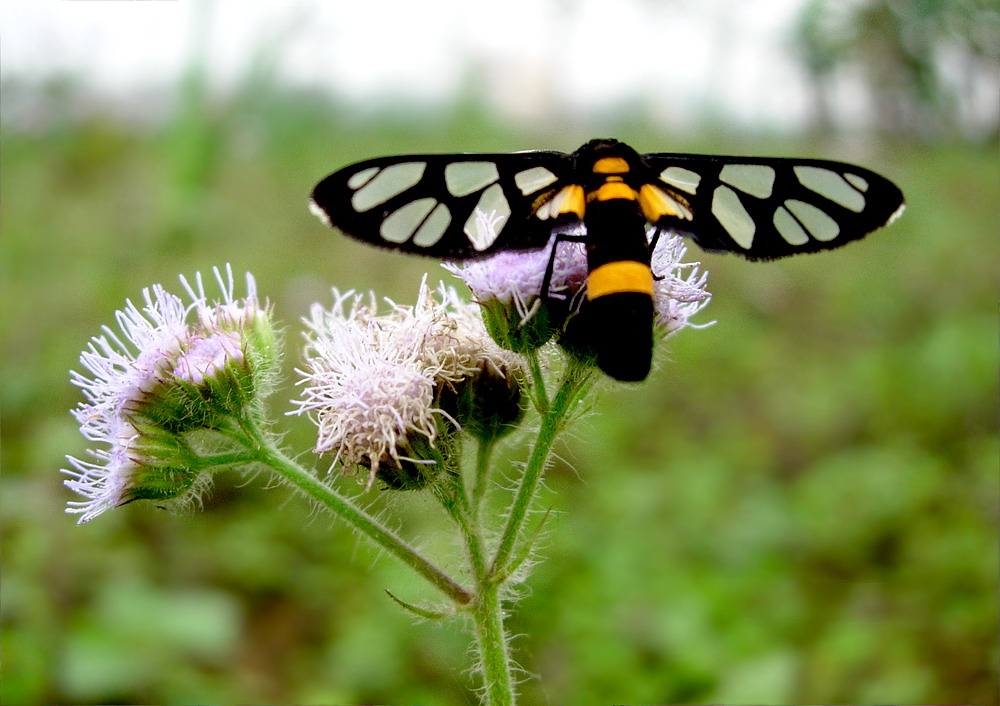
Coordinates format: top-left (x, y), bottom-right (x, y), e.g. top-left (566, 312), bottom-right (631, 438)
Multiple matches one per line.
top-left (471, 437), bottom-right (496, 514)
top-left (254, 441), bottom-right (473, 605)
top-left (470, 575), bottom-right (514, 706)
top-left (438, 466), bottom-right (515, 705)
top-left (490, 359), bottom-right (593, 581)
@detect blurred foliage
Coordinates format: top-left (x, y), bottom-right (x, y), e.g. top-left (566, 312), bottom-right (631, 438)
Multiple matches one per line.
top-left (2, 46), bottom-right (998, 706)
top-left (793, 0), bottom-right (1000, 138)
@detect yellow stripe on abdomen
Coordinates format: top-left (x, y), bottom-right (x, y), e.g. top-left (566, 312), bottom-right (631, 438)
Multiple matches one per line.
top-left (587, 261), bottom-right (655, 300)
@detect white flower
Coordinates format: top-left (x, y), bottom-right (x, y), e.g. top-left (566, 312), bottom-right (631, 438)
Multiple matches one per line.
top-left (446, 211), bottom-right (710, 361)
top-left (649, 232), bottom-right (712, 336)
top-left (292, 277), bottom-right (517, 487)
top-left (63, 266), bottom-right (270, 523)
top-left (444, 211), bottom-right (588, 319)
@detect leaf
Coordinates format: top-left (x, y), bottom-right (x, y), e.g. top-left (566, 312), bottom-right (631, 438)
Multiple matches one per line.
top-left (384, 590), bottom-right (454, 621)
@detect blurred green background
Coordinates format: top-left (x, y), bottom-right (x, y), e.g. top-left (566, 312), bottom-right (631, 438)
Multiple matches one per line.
top-left (2, 1), bottom-right (997, 704)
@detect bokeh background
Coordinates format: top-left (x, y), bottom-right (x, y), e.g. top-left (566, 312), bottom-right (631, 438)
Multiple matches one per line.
top-left (2, 1), bottom-right (997, 704)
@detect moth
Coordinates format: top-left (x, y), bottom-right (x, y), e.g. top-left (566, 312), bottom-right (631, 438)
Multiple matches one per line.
top-left (309, 138), bottom-right (905, 381)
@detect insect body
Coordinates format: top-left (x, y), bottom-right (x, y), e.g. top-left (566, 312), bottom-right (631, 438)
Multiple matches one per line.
top-left (310, 138), bottom-right (904, 381)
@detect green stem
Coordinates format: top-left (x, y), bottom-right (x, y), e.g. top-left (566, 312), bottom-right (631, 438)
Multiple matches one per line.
top-left (471, 438), bottom-right (496, 514)
top-left (490, 360), bottom-right (592, 580)
top-left (439, 470), bottom-right (514, 705)
top-left (471, 576), bottom-right (514, 706)
top-left (525, 349), bottom-right (549, 413)
top-left (255, 443), bottom-right (473, 606)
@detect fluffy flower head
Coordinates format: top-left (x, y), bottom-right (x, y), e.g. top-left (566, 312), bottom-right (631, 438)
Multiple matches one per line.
top-left (292, 277), bottom-right (519, 487)
top-left (63, 266), bottom-right (275, 523)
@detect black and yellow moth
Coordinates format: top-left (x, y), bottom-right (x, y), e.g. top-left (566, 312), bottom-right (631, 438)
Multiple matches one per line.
top-left (309, 138), bottom-right (905, 381)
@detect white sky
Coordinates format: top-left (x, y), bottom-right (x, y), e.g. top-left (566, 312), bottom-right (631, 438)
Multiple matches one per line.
top-left (1, 0), bottom-right (819, 130)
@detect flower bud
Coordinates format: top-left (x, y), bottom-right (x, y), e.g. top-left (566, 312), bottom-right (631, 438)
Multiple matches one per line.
top-left (441, 361), bottom-right (525, 444)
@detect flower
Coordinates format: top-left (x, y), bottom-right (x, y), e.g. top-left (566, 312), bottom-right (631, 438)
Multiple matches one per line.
top-left (444, 211), bottom-right (589, 316)
top-left (448, 210), bottom-right (710, 375)
top-left (445, 212), bottom-right (588, 353)
top-left (63, 266), bottom-right (275, 523)
top-left (292, 277), bottom-right (522, 489)
top-left (648, 231), bottom-right (712, 336)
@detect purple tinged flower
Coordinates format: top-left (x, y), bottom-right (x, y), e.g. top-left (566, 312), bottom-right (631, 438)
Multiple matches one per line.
top-left (447, 210), bottom-right (710, 356)
top-left (170, 331), bottom-right (244, 385)
top-left (63, 266), bottom-right (273, 523)
top-left (444, 212), bottom-right (588, 318)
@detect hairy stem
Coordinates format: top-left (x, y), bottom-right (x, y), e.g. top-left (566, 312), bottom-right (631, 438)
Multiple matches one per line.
top-left (471, 437), bottom-right (496, 515)
top-left (490, 359), bottom-right (593, 581)
top-left (253, 441), bottom-right (473, 605)
top-left (470, 575), bottom-right (515, 706)
top-left (440, 462), bottom-right (515, 705)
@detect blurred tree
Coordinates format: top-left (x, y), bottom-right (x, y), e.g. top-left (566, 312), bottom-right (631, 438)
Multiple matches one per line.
top-left (793, 0), bottom-right (999, 139)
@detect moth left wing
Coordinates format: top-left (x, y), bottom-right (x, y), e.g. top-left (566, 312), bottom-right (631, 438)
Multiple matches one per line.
top-left (310, 151), bottom-right (574, 259)
top-left (641, 152), bottom-right (905, 260)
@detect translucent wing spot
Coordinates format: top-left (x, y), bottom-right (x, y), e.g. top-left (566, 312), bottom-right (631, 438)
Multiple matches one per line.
top-left (659, 166), bottom-right (701, 195)
top-left (773, 205), bottom-right (810, 246)
top-left (794, 166), bottom-right (865, 213)
top-left (464, 184), bottom-right (510, 250)
top-left (712, 185), bottom-right (755, 249)
top-left (380, 198), bottom-right (436, 243)
top-left (352, 162), bottom-right (425, 212)
top-left (445, 162), bottom-right (499, 197)
top-left (845, 173), bottom-right (869, 192)
top-left (514, 166), bottom-right (558, 195)
top-left (347, 166), bottom-right (379, 190)
top-left (412, 202), bottom-right (451, 248)
top-left (785, 199), bottom-right (840, 241)
top-left (720, 164), bottom-right (775, 199)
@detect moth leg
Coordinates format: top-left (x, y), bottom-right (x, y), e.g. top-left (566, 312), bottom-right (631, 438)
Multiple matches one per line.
top-left (541, 231), bottom-right (587, 300)
top-left (647, 226), bottom-right (666, 281)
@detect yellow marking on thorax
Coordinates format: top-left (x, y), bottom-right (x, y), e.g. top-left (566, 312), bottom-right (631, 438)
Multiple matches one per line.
top-left (587, 261), bottom-right (654, 300)
top-left (555, 184), bottom-right (586, 218)
top-left (593, 156), bottom-right (630, 174)
top-left (589, 181), bottom-right (637, 202)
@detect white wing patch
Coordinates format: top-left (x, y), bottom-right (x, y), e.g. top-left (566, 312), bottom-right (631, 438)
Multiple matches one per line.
top-left (845, 173), bottom-right (869, 192)
top-left (773, 205), bottom-right (810, 245)
top-left (351, 162), bottom-right (425, 211)
top-left (380, 198), bottom-right (436, 243)
top-left (659, 166), bottom-right (701, 195)
top-left (514, 166), bottom-right (558, 195)
top-left (712, 185), bottom-right (756, 249)
top-left (720, 164), bottom-right (775, 199)
top-left (412, 202), bottom-right (451, 247)
top-left (445, 162), bottom-right (499, 197)
top-left (785, 199), bottom-right (840, 241)
top-left (464, 183), bottom-right (509, 250)
top-left (347, 166), bottom-right (379, 190)
top-left (794, 166), bottom-right (866, 213)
